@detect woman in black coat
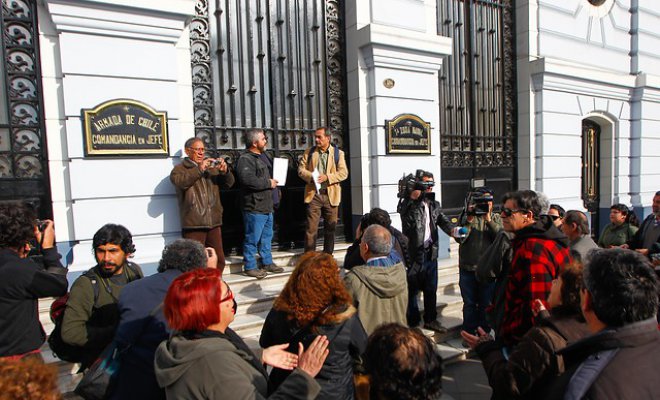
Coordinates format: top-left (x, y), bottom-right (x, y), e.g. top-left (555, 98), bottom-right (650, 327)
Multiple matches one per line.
top-left (260, 252), bottom-right (368, 400)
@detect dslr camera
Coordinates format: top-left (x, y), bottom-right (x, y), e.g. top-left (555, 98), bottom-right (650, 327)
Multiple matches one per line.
top-left (397, 170), bottom-right (435, 199)
top-left (464, 188), bottom-right (493, 216)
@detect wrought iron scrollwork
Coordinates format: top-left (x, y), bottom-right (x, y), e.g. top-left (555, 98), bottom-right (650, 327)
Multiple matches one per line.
top-left (190, 0), bottom-right (216, 155)
top-left (325, 0), bottom-right (344, 149)
top-left (0, 0), bottom-right (51, 214)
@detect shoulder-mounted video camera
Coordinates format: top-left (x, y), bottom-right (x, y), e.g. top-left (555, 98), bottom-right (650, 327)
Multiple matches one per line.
top-left (397, 169), bottom-right (435, 199)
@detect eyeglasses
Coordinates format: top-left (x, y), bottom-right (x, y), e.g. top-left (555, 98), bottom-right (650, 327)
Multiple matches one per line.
top-left (220, 281), bottom-right (234, 304)
top-left (549, 215), bottom-right (561, 221)
top-left (501, 208), bottom-right (528, 217)
top-left (188, 147), bottom-right (205, 153)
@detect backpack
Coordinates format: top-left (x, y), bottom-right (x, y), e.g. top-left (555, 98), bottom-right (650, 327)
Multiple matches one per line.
top-left (48, 263), bottom-right (141, 363)
top-left (306, 143), bottom-right (340, 171)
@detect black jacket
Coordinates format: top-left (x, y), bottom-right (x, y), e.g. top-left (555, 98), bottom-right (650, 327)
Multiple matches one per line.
top-left (398, 194), bottom-right (453, 266)
top-left (0, 248), bottom-right (68, 357)
top-left (236, 151), bottom-right (274, 214)
top-left (543, 318), bottom-right (660, 400)
top-left (343, 226), bottom-right (410, 270)
top-left (259, 307), bottom-right (367, 400)
top-left (627, 214), bottom-right (660, 256)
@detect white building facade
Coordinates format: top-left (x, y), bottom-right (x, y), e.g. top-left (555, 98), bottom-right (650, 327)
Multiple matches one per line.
top-left (3, 0), bottom-right (654, 271)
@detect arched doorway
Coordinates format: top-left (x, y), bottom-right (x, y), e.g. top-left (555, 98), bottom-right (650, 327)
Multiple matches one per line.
top-left (582, 119), bottom-right (600, 236)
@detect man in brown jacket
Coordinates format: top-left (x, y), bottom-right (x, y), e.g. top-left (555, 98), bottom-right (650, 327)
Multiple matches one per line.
top-left (298, 127), bottom-right (348, 254)
top-left (170, 137), bottom-right (235, 273)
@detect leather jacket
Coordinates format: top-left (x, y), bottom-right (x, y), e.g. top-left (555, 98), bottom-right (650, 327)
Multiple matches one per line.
top-left (398, 194), bottom-right (453, 266)
top-left (170, 158), bottom-right (235, 229)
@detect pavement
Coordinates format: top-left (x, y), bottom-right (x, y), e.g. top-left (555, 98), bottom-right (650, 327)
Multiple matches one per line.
top-left (441, 357), bottom-right (492, 400)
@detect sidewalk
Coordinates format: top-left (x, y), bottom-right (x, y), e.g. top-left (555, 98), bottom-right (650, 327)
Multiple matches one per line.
top-left (441, 357), bottom-right (492, 400)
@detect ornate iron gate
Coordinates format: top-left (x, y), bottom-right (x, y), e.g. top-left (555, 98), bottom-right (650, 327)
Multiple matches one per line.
top-left (0, 0), bottom-right (51, 218)
top-left (190, 0), bottom-right (348, 251)
top-left (582, 119), bottom-right (600, 236)
top-left (437, 0), bottom-right (516, 215)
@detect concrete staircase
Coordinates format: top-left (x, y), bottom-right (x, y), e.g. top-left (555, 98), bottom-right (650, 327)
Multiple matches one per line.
top-left (39, 241), bottom-right (467, 395)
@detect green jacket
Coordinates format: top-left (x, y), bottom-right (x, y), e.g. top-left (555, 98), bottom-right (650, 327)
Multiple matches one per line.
top-left (344, 262), bottom-right (408, 335)
top-left (598, 222), bottom-right (638, 248)
top-left (61, 263), bottom-right (142, 367)
top-left (155, 330), bottom-right (321, 400)
top-left (458, 213), bottom-right (503, 270)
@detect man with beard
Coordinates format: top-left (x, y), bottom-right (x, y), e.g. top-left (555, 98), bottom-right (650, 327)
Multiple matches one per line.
top-left (61, 224), bottom-right (143, 369)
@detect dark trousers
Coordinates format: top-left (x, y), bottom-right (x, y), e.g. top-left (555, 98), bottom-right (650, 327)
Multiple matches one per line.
top-left (182, 226), bottom-right (225, 274)
top-left (406, 251), bottom-right (438, 326)
top-left (459, 268), bottom-right (495, 334)
top-left (304, 193), bottom-right (338, 254)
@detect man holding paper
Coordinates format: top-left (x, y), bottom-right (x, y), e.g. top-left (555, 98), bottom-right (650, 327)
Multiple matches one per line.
top-left (298, 126), bottom-right (349, 254)
top-left (236, 128), bottom-right (284, 279)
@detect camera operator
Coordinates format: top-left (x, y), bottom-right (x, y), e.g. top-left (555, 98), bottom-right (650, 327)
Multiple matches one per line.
top-left (397, 170), bottom-right (453, 332)
top-left (456, 187), bottom-right (502, 340)
top-left (0, 201), bottom-right (68, 360)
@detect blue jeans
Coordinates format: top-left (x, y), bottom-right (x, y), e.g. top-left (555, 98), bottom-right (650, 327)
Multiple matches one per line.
top-left (406, 251), bottom-right (439, 326)
top-left (242, 212), bottom-right (273, 271)
top-left (459, 268), bottom-right (495, 334)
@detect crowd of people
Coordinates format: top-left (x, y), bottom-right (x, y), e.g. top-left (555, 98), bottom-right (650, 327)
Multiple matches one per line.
top-left (0, 132), bottom-right (659, 399)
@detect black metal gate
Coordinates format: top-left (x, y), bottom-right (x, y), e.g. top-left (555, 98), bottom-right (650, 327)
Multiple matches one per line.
top-left (582, 119), bottom-right (600, 236)
top-left (437, 0), bottom-right (517, 215)
top-left (190, 0), bottom-right (348, 252)
top-left (0, 0), bottom-right (51, 218)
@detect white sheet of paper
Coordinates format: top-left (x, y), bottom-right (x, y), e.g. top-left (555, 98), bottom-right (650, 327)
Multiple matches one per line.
top-left (273, 157), bottom-right (288, 186)
top-left (312, 169), bottom-right (322, 193)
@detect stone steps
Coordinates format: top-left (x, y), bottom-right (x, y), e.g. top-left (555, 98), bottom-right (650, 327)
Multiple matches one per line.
top-left (40, 240), bottom-right (464, 394)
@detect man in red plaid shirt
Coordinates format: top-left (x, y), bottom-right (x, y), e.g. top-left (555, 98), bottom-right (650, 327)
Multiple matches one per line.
top-left (498, 190), bottom-right (571, 348)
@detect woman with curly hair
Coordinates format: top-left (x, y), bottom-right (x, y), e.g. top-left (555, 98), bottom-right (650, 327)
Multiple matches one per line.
top-left (260, 251), bottom-right (368, 399)
top-left (598, 204), bottom-right (640, 248)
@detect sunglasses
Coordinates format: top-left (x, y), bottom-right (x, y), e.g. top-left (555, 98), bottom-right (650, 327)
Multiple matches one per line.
top-left (501, 208), bottom-right (528, 217)
top-left (549, 215), bottom-right (561, 221)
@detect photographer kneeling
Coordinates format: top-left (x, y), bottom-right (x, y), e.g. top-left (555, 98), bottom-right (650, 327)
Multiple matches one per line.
top-left (455, 188), bottom-right (502, 342)
top-left (398, 170), bottom-right (454, 332)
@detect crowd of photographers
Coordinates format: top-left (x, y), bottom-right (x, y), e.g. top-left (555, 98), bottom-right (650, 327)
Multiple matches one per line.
top-left (0, 165), bottom-right (659, 399)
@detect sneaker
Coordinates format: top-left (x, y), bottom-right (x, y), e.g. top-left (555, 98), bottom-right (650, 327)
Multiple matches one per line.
top-left (423, 320), bottom-right (448, 333)
top-left (244, 268), bottom-right (267, 279)
top-left (260, 263), bottom-right (284, 273)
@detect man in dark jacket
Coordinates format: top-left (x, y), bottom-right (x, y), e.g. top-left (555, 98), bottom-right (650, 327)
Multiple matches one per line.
top-left (170, 137), bottom-right (235, 273)
top-left (498, 190), bottom-right (571, 347)
top-left (0, 202), bottom-right (68, 359)
top-left (236, 128), bottom-right (284, 279)
top-left (455, 188), bottom-right (502, 336)
top-left (623, 190), bottom-right (660, 258)
top-left (398, 170), bottom-right (453, 332)
top-left (545, 249), bottom-right (660, 399)
top-left (61, 224), bottom-right (143, 369)
top-left (112, 239), bottom-right (212, 400)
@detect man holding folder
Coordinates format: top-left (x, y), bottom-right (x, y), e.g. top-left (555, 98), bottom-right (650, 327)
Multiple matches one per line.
top-left (298, 126), bottom-right (349, 254)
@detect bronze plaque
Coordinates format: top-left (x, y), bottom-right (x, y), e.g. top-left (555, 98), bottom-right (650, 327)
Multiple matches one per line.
top-left (82, 99), bottom-right (169, 157)
top-left (385, 113), bottom-right (431, 154)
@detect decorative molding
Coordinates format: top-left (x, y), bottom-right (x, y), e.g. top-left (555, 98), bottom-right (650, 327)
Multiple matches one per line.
top-left (43, 0), bottom-right (192, 43)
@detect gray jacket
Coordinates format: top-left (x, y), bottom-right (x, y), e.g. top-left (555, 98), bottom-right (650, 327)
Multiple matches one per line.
top-left (155, 330), bottom-right (320, 400)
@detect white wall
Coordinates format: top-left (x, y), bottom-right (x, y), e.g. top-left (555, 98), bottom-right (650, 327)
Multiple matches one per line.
top-left (518, 0), bottom-right (660, 215)
top-left (39, 0), bottom-right (195, 271)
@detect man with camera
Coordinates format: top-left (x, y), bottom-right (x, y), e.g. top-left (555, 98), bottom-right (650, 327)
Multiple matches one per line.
top-left (0, 202), bottom-right (68, 360)
top-left (170, 137), bottom-right (235, 273)
top-left (456, 188), bottom-right (502, 338)
top-left (398, 170), bottom-right (453, 332)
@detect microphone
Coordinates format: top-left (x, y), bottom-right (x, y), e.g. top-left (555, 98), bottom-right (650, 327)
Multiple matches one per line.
top-left (451, 227), bottom-right (468, 239)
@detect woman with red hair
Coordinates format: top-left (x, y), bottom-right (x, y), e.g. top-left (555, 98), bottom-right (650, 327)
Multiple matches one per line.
top-left (260, 252), bottom-right (368, 399)
top-left (154, 268), bottom-right (329, 399)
